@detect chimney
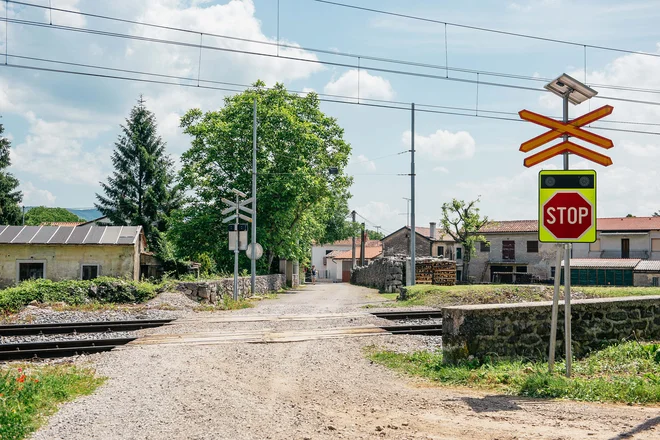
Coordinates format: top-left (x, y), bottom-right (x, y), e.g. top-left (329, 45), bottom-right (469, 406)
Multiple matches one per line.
top-left (429, 222), bottom-right (437, 240)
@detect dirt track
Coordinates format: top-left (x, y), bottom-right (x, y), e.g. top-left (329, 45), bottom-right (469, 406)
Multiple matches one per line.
top-left (31, 283), bottom-right (660, 440)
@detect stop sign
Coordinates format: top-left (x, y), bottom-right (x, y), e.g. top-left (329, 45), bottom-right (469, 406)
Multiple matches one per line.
top-left (542, 192), bottom-right (594, 240)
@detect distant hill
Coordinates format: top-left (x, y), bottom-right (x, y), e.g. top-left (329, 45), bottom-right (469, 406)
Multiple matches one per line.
top-left (65, 208), bottom-right (103, 221)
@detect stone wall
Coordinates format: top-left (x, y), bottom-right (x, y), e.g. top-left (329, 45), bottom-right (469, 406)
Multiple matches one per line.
top-left (382, 229), bottom-right (433, 258)
top-left (351, 257), bottom-right (404, 293)
top-left (176, 274), bottom-right (286, 303)
top-left (442, 295), bottom-right (660, 364)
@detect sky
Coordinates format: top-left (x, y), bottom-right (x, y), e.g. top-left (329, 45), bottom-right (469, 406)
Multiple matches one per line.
top-left (1, 0), bottom-right (660, 236)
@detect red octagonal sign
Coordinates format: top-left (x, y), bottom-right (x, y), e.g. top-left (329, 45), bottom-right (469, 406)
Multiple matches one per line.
top-left (542, 192), bottom-right (593, 240)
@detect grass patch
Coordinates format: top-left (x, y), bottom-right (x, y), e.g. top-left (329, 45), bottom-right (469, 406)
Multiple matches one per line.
top-left (368, 340), bottom-right (660, 404)
top-left (398, 284), bottom-right (660, 308)
top-left (0, 364), bottom-right (105, 440)
top-left (193, 297), bottom-right (254, 312)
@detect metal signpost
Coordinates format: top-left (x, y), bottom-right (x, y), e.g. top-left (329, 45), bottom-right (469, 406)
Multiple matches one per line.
top-left (518, 73), bottom-right (615, 377)
top-left (222, 189), bottom-right (254, 301)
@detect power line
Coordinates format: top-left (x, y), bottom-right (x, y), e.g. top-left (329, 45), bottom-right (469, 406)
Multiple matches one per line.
top-left (311, 0), bottom-right (660, 60)
top-left (5, 60), bottom-right (660, 138)
top-left (7, 1), bottom-right (660, 100)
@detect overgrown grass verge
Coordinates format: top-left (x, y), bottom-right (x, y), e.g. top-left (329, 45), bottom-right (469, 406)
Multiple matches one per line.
top-left (368, 340), bottom-right (660, 404)
top-left (0, 364), bottom-right (105, 440)
top-left (397, 284), bottom-right (660, 308)
top-left (193, 297), bottom-right (254, 312)
top-left (0, 278), bottom-right (165, 314)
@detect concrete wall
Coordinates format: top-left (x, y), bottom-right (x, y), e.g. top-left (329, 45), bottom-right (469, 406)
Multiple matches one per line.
top-left (0, 244), bottom-right (138, 287)
top-left (350, 258), bottom-right (404, 293)
top-left (176, 274), bottom-right (286, 302)
top-left (634, 272), bottom-right (660, 287)
top-left (442, 295), bottom-right (660, 364)
top-left (469, 232), bottom-right (556, 282)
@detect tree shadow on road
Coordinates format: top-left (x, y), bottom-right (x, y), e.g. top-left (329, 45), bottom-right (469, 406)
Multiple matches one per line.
top-left (460, 395), bottom-right (551, 413)
top-left (608, 417), bottom-right (660, 440)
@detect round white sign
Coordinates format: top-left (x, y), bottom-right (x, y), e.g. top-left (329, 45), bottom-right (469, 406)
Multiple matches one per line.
top-left (246, 243), bottom-right (264, 260)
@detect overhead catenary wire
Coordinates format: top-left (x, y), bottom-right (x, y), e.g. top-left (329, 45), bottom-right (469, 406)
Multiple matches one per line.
top-left (5, 60), bottom-right (660, 138)
top-left (7, 1), bottom-right (660, 99)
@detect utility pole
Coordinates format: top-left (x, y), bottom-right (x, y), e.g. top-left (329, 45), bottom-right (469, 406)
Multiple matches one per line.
top-left (251, 97), bottom-right (257, 294)
top-left (410, 103), bottom-right (416, 286)
top-left (351, 210), bottom-right (357, 269)
top-left (360, 222), bottom-right (366, 266)
top-left (374, 225), bottom-right (381, 235)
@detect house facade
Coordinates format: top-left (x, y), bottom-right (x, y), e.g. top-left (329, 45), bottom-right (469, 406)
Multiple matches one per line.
top-left (330, 245), bottom-right (383, 282)
top-left (470, 217), bottom-right (660, 285)
top-left (310, 238), bottom-right (381, 281)
top-left (0, 225), bottom-right (145, 287)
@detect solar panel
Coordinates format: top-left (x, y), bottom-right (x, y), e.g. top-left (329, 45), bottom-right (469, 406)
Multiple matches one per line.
top-left (67, 225), bottom-right (92, 244)
top-left (12, 226), bottom-right (41, 244)
top-left (49, 227), bottom-right (75, 244)
top-left (100, 226), bottom-right (122, 244)
top-left (31, 226), bottom-right (59, 244)
top-left (84, 226), bottom-right (106, 244)
top-left (0, 226), bottom-right (25, 244)
top-left (116, 226), bottom-right (139, 244)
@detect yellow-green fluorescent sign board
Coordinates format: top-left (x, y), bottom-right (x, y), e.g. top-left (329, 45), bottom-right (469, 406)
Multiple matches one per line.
top-left (538, 170), bottom-right (597, 243)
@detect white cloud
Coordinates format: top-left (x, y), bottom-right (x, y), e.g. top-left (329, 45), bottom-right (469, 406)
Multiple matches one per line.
top-left (351, 154), bottom-right (376, 172)
top-left (354, 201), bottom-right (402, 231)
top-left (622, 141), bottom-right (660, 157)
top-left (401, 129), bottom-right (476, 161)
top-left (11, 113), bottom-right (112, 185)
top-left (433, 166), bottom-right (449, 173)
top-left (324, 69), bottom-right (395, 100)
top-left (50, 0), bottom-right (86, 28)
top-left (21, 182), bottom-right (57, 206)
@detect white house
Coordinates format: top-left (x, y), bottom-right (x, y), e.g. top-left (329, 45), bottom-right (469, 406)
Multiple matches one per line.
top-left (310, 238), bottom-right (381, 281)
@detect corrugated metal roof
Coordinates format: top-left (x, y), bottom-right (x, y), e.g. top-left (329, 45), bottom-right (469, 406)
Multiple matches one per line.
top-left (562, 259), bottom-right (641, 268)
top-left (634, 261), bottom-right (660, 272)
top-left (0, 225), bottom-right (141, 245)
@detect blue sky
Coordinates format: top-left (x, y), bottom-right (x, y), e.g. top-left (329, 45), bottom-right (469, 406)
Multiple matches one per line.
top-left (1, 0), bottom-right (660, 234)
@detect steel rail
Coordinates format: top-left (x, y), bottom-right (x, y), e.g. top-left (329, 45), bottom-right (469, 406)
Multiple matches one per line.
top-left (0, 319), bottom-right (174, 336)
top-left (0, 337), bottom-right (137, 361)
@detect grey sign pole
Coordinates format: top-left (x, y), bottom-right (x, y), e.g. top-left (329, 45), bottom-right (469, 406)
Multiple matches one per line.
top-left (251, 98), bottom-right (257, 294)
top-left (351, 210), bottom-right (356, 269)
top-left (548, 245), bottom-right (562, 372)
top-left (410, 103), bottom-right (416, 286)
top-left (562, 90), bottom-right (573, 377)
top-left (233, 193), bottom-right (240, 301)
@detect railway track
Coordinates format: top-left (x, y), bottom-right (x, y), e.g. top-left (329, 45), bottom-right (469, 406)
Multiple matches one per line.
top-left (370, 310), bottom-right (443, 320)
top-left (0, 319), bottom-right (173, 360)
top-left (378, 323), bottom-right (443, 336)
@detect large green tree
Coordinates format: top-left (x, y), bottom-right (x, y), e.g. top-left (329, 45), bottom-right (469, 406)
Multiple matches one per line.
top-left (24, 207), bottom-right (83, 226)
top-left (440, 198), bottom-right (488, 282)
top-left (175, 82), bottom-right (352, 272)
top-left (95, 97), bottom-right (181, 250)
top-left (0, 124), bottom-right (22, 225)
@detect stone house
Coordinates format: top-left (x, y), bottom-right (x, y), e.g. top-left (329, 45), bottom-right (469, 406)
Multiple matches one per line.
top-left (0, 224), bottom-right (146, 287)
top-left (470, 217), bottom-right (660, 285)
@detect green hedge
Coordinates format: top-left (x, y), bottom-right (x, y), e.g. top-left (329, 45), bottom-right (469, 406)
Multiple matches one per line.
top-left (0, 277), bottom-right (161, 313)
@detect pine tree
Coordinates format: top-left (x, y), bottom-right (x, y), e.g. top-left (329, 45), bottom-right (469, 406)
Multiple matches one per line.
top-left (96, 96), bottom-right (181, 250)
top-left (0, 124), bottom-right (23, 225)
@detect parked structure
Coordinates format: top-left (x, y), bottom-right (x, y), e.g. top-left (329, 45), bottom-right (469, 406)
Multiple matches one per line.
top-left (470, 217), bottom-right (660, 285)
top-left (310, 238), bottom-right (381, 281)
top-left (0, 225), bottom-right (146, 287)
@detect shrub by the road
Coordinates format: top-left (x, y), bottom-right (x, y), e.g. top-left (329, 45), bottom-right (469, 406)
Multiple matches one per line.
top-left (0, 278), bottom-right (161, 313)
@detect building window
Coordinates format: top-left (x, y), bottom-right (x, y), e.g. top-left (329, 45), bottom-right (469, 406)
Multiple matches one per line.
top-left (653, 239), bottom-right (660, 252)
top-left (480, 241), bottom-right (490, 252)
top-left (456, 270), bottom-right (462, 281)
top-left (437, 246), bottom-right (444, 257)
top-left (325, 250), bottom-right (333, 255)
top-left (527, 241), bottom-right (539, 253)
top-left (502, 241), bottom-right (515, 260)
top-left (18, 262), bottom-right (45, 282)
top-left (551, 267), bottom-right (556, 278)
top-left (81, 264), bottom-right (99, 280)
top-left (456, 248), bottom-right (462, 259)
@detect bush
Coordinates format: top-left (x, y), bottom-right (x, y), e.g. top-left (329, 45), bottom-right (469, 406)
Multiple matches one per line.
top-left (0, 277), bottom-right (163, 313)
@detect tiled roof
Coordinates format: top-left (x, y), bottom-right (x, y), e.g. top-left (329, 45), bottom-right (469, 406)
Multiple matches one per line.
top-left (325, 249), bottom-right (345, 258)
top-left (325, 238), bottom-right (382, 247)
top-left (332, 245), bottom-right (383, 260)
top-left (634, 260), bottom-right (660, 272)
top-left (0, 225), bottom-right (142, 245)
top-left (561, 259), bottom-right (641, 269)
top-left (481, 217), bottom-right (660, 233)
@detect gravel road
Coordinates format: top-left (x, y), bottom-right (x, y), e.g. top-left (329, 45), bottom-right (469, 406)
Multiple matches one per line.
top-left (30, 283), bottom-right (659, 440)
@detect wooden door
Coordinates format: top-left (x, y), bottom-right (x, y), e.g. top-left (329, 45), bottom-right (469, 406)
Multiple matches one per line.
top-left (621, 238), bottom-right (630, 259)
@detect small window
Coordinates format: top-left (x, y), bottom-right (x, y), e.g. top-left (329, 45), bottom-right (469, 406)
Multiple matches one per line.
top-left (527, 241), bottom-right (539, 253)
top-left (437, 246), bottom-right (444, 257)
top-left (551, 267), bottom-right (556, 278)
top-left (480, 241), bottom-right (490, 252)
top-left (82, 265), bottom-right (99, 280)
top-left (456, 270), bottom-right (462, 281)
top-left (18, 262), bottom-right (45, 282)
top-left (325, 250), bottom-right (333, 255)
top-left (456, 248), bottom-right (462, 259)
